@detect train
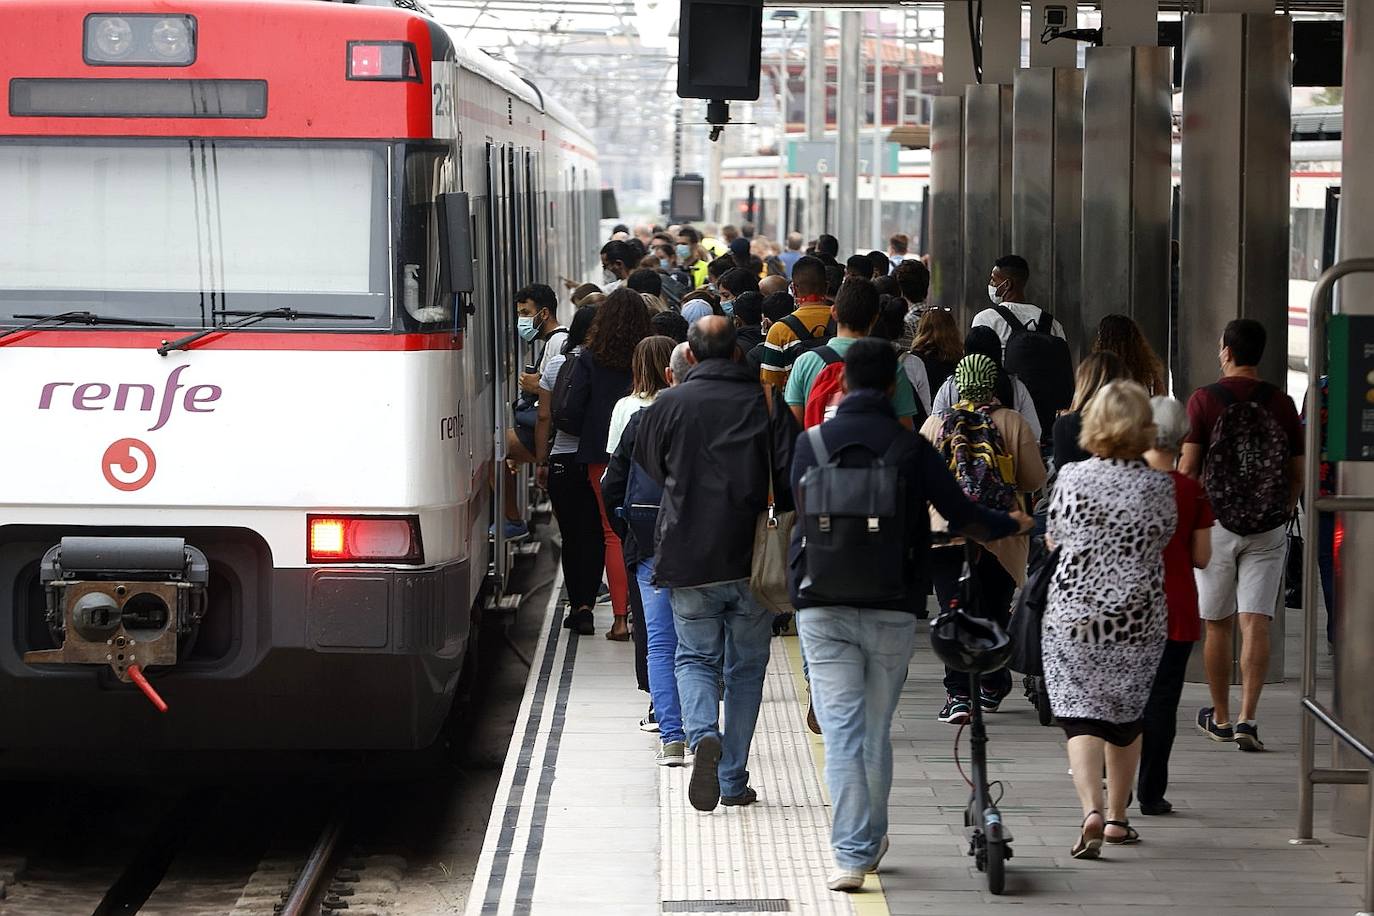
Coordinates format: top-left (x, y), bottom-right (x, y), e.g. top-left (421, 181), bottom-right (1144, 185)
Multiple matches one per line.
top-left (722, 137), bottom-right (1342, 369)
top-left (0, 0), bottom-right (601, 754)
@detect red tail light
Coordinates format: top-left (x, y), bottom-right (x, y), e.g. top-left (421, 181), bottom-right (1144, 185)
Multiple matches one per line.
top-left (307, 515), bottom-right (423, 564)
top-left (347, 41), bottom-right (421, 82)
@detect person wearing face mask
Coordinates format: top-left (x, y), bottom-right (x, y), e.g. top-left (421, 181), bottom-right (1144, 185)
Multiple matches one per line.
top-left (718, 267), bottom-right (759, 319)
top-left (500, 283), bottom-right (569, 538)
top-left (970, 254), bottom-right (1067, 352)
top-left (600, 239), bottom-right (637, 292)
top-left (650, 242), bottom-right (691, 306)
top-left (676, 226), bottom-right (711, 289)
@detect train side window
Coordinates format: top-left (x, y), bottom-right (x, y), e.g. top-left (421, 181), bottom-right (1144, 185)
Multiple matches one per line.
top-left (399, 143), bottom-right (455, 328)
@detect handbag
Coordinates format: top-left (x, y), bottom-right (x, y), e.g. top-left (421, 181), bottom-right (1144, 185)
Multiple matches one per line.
top-left (1007, 545), bottom-right (1059, 677)
top-left (1285, 513), bottom-right (1304, 609)
top-left (750, 387), bottom-right (796, 616)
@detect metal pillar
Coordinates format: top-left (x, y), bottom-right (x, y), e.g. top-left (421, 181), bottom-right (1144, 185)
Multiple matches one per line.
top-left (806, 10), bottom-right (826, 242)
top-left (871, 17), bottom-right (884, 253)
top-left (1178, 14), bottom-right (1292, 397)
top-left (1333, 0), bottom-right (1374, 840)
top-left (1030, 0), bottom-right (1079, 68)
top-left (962, 83), bottom-right (1012, 334)
top-left (979, 0), bottom-right (1022, 85)
top-left (929, 95), bottom-right (964, 313)
top-left (1012, 67), bottom-right (1085, 354)
top-left (1080, 45), bottom-right (1172, 361)
top-left (837, 11), bottom-right (862, 256)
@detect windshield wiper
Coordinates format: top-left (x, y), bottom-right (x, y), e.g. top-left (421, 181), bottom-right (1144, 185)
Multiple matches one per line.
top-left (157, 308), bottom-right (376, 356)
top-left (1, 311), bottom-right (174, 342)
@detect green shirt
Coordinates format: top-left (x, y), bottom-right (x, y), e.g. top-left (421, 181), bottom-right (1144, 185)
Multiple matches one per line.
top-left (783, 336), bottom-right (919, 417)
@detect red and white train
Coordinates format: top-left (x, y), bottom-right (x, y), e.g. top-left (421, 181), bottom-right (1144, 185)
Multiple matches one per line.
top-left (0, 0), bottom-right (600, 753)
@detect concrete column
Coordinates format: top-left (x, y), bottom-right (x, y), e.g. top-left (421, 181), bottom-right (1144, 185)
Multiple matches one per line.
top-left (1101, 0), bottom-right (1159, 47)
top-left (837, 11), bottom-right (862, 255)
top-left (1029, 0), bottom-right (1080, 68)
top-left (1332, 0), bottom-right (1374, 839)
top-left (806, 10), bottom-right (826, 241)
top-left (979, 0), bottom-right (1022, 85)
top-left (942, 1), bottom-right (976, 93)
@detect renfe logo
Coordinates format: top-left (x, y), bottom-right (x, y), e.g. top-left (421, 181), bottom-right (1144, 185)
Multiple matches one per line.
top-left (102, 438), bottom-right (157, 491)
top-left (38, 365), bottom-right (222, 432)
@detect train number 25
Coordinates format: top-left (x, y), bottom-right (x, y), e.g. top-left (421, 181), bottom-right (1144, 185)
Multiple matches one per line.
top-left (434, 84), bottom-right (455, 118)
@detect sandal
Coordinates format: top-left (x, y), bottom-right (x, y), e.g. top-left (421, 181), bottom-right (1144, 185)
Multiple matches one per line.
top-left (1071, 810), bottom-right (1104, 859)
top-left (605, 617), bottom-right (631, 641)
top-left (1104, 820), bottom-right (1140, 845)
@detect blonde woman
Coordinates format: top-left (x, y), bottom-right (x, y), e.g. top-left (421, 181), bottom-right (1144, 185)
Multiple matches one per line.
top-left (1051, 351), bottom-right (1127, 470)
top-left (1044, 381), bottom-right (1176, 858)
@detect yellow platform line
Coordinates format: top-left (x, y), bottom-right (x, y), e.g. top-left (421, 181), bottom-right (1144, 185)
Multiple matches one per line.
top-left (781, 631), bottom-right (892, 916)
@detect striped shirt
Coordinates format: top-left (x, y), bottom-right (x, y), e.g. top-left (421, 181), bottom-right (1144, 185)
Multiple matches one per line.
top-left (759, 301), bottom-right (831, 388)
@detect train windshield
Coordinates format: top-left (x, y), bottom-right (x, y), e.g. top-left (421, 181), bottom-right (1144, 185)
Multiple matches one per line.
top-left (0, 139), bottom-right (391, 329)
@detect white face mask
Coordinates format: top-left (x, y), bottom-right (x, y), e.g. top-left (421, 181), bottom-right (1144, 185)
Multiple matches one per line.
top-left (603, 268), bottom-right (619, 284)
top-left (987, 283), bottom-right (1006, 306)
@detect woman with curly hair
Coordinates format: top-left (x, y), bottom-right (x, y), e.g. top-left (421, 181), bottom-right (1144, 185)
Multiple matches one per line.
top-left (1092, 314), bottom-right (1166, 396)
top-left (562, 287), bottom-right (652, 639)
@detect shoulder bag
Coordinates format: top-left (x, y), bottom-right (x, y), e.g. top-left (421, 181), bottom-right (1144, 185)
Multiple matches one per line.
top-left (750, 386), bottom-right (796, 615)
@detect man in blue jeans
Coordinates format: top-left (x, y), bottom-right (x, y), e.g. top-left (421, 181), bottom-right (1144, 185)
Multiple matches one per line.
top-left (635, 316), bottom-right (795, 812)
top-left (789, 339), bottom-right (1028, 891)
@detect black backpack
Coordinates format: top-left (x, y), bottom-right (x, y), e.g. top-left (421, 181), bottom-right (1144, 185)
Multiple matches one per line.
top-left (994, 305), bottom-right (1074, 440)
top-left (549, 351), bottom-right (583, 436)
top-left (796, 427), bottom-right (911, 605)
top-left (1202, 382), bottom-right (1292, 535)
top-left (779, 313), bottom-right (831, 358)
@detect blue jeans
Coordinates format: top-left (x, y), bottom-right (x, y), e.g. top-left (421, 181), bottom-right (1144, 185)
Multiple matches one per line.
top-left (671, 579), bottom-right (773, 797)
top-left (638, 559), bottom-right (684, 743)
top-left (798, 606), bottom-right (917, 869)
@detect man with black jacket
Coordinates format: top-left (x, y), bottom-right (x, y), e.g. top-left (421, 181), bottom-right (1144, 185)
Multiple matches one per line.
top-left (789, 338), bottom-right (1030, 892)
top-left (634, 316), bottom-right (796, 813)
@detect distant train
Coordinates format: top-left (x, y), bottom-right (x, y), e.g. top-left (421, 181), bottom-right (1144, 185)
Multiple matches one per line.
top-left (0, 0), bottom-right (600, 754)
top-left (722, 138), bottom-right (1342, 369)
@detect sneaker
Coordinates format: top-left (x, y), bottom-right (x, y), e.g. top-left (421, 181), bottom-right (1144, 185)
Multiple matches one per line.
top-left (938, 696), bottom-right (971, 725)
top-left (978, 688), bottom-right (1003, 713)
top-left (865, 835), bottom-right (890, 874)
top-left (639, 704), bottom-right (659, 732)
top-left (561, 606), bottom-right (594, 636)
top-left (1235, 722), bottom-right (1266, 752)
top-left (827, 868), bottom-right (865, 893)
top-left (596, 582), bottom-right (611, 604)
top-left (657, 740), bottom-right (687, 767)
top-left (688, 735), bottom-right (722, 812)
top-left (721, 786), bottom-right (758, 806)
top-left (489, 518), bottom-right (529, 540)
top-left (1196, 707), bottom-right (1235, 742)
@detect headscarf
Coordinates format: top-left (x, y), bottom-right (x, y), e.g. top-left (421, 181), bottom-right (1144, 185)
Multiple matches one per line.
top-left (962, 325), bottom-right (1015, 407)
top-left (680, 300), bottom-right (713, 325)
top-left (955, 353), bottom-right (999, 406)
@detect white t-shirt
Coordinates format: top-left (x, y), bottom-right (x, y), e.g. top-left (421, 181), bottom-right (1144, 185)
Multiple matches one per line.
top-left (606, 392), bottom-right (657, 456)
top-left (971, 302), bottom-right (1067, 352)
top-left (540, 348), bottom-right (579, 456)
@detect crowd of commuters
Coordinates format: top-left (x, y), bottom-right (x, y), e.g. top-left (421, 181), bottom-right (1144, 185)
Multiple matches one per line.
top-left (508, 220), bottom-right (1306, 891)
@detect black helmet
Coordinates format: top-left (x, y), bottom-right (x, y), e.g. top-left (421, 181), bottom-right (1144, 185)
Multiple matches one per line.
top-left (929, 608), bottom-right (1013, 674)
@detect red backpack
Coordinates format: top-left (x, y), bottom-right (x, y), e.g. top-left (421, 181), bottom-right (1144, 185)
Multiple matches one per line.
top-left (802, 346), bottom-right (846, 429)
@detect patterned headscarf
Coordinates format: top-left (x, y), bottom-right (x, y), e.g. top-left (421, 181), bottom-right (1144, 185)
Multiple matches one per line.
top-left (955, 353), bottom-right (998, 405)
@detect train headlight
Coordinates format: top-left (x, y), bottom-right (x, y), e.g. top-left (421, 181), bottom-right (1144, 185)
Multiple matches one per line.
top-left (149, 17), bottom-right (194, 61)
top-left (308, 516), bottom-right (424, 564)
top-left (89, 16), bottom-right (134, 60)
top-left (84, 14), bottom-right (197, 66)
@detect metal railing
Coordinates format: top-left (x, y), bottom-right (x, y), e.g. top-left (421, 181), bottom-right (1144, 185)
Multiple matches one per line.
top-left (1293, 257), bottom-right (1374, 916)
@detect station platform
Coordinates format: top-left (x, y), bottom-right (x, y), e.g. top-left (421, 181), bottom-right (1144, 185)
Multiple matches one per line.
top-left (466, 577), bottom-right (1367, 915)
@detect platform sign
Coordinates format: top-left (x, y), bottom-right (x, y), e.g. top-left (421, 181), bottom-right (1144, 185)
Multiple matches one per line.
top-left (1329, 314), bottom-right (1374, 461)
top-left (786, 140), bottom-right (900, 176)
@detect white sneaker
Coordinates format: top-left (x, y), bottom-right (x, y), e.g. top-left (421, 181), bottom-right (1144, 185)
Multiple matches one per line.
top-left (827, 868), bottom-right (865, 892)
top-left (866, 835), bottom-right (890, 874)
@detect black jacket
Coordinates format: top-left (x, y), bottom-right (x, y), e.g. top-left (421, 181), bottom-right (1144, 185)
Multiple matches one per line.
top-left (600, 409), bottom-right (656, 566)
top-left (563, 349), bottom-right (633, 464)
top-left (788, 390), bottom-right (1020, 614)
top-left (634, 359), bottom-right (796, 588)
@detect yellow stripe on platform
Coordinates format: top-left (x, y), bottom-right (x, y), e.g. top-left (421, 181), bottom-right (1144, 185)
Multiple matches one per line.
top-left (781, 632), bottom-right (892, 916)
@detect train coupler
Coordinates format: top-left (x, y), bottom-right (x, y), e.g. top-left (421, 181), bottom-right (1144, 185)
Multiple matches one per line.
top-left (23, 537), bottom-right (209, 701)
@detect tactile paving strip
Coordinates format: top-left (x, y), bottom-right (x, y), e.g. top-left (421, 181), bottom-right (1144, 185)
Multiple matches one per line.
top-left (659, 640), bottom-right (855, 916)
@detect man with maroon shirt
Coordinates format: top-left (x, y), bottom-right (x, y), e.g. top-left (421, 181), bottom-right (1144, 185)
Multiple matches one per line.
top-left (1180, 319), bottom-right (1304, 753)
